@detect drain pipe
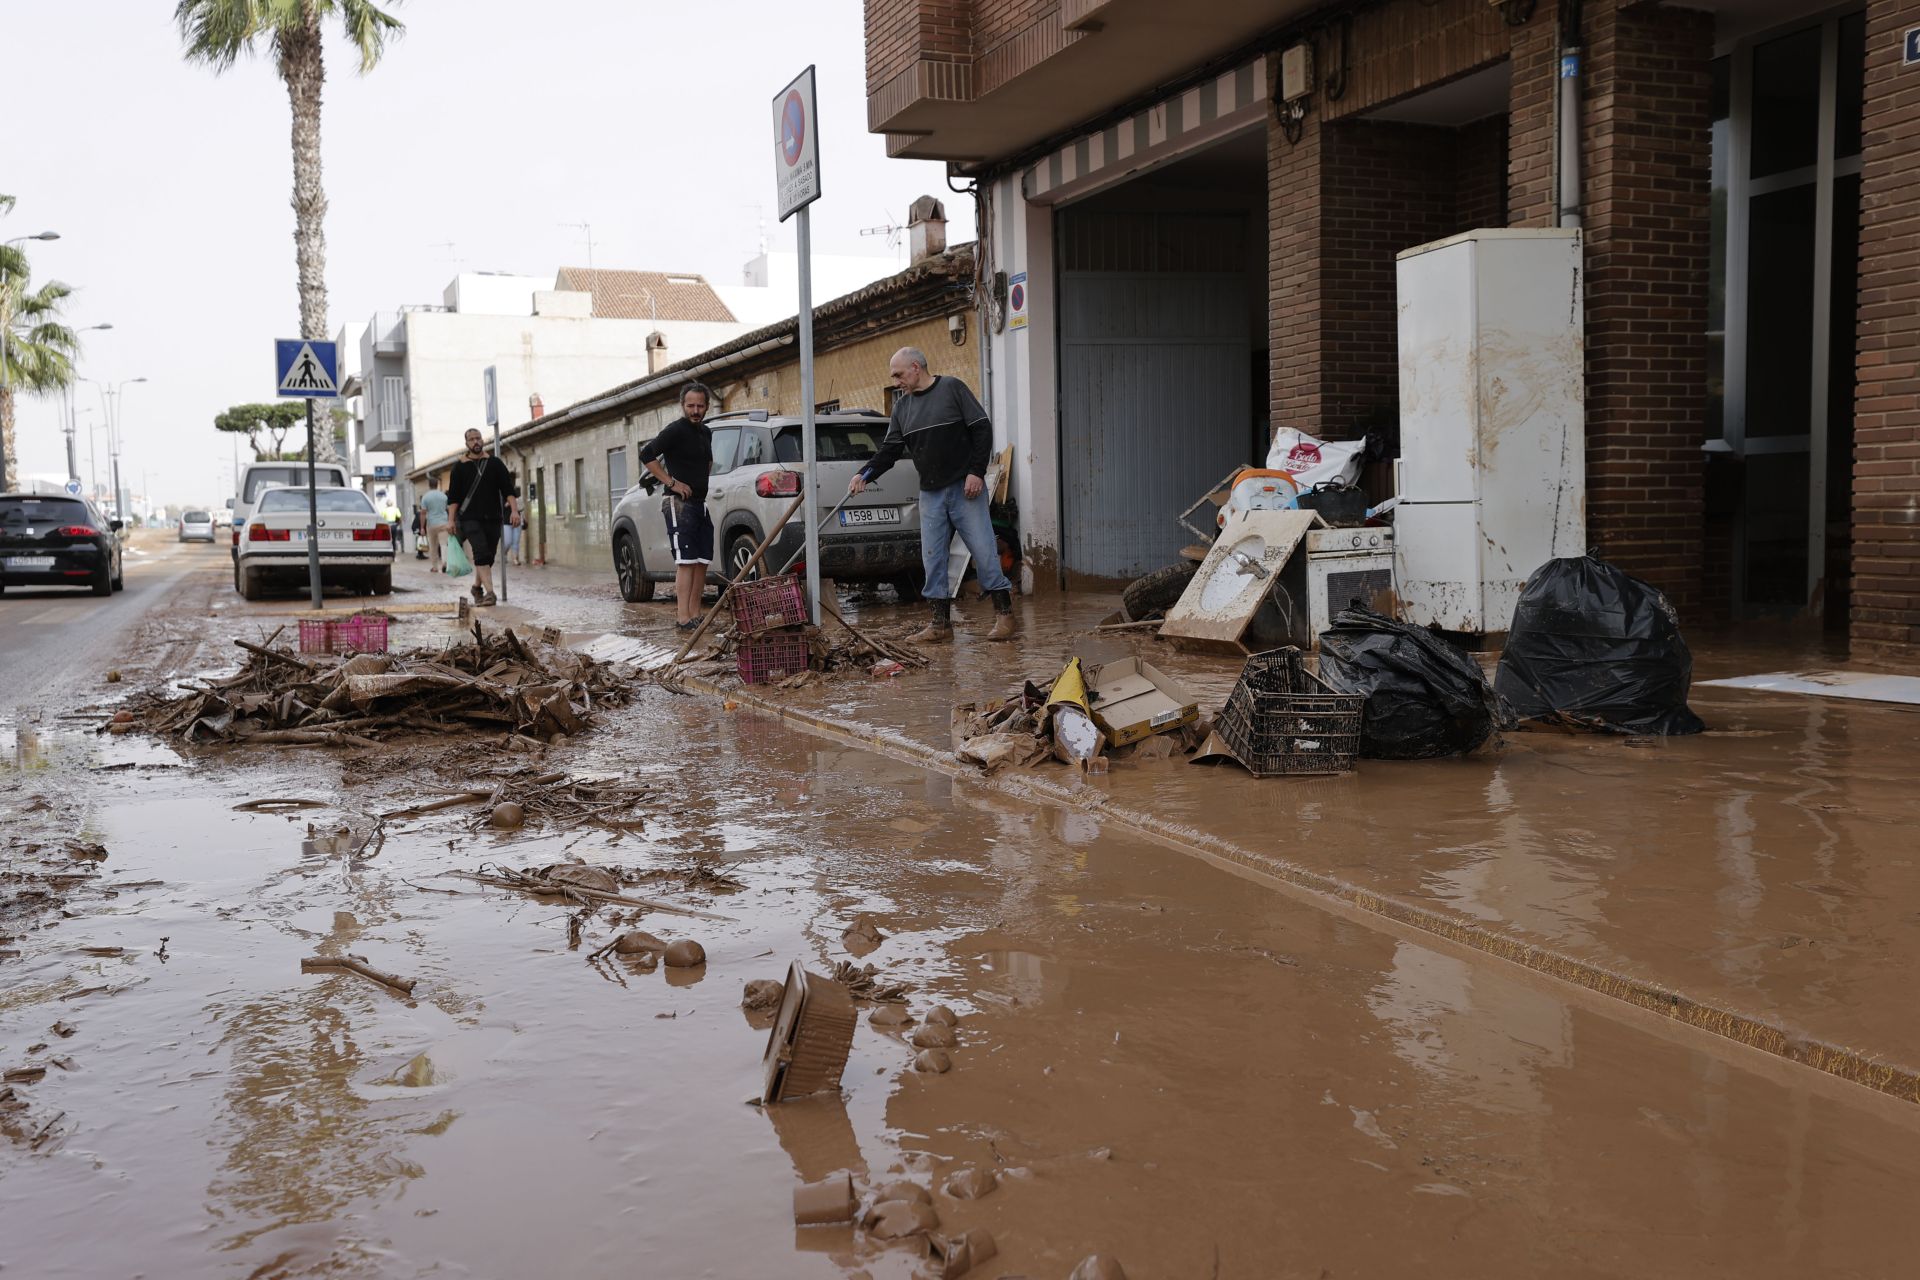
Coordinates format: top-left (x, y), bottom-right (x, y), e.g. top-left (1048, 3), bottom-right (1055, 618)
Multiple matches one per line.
top-left (1558, 0), bottom-right (1584, 229)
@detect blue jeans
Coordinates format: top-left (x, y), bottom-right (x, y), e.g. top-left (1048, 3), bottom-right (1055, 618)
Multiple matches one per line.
top-left (920, 479), bottom-right (1010, 600)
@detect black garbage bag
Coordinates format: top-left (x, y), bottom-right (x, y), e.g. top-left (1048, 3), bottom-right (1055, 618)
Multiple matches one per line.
top-left (1318, 609), bottom-right (1508, 759)
top-left (1494, 556), bottom-right (1705, 736)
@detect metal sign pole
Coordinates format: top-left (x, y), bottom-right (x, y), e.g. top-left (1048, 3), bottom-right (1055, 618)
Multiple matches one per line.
top-left (304, 399), bottom-right (323, 610)
top-left (798, 206), bottom-right (820, 625)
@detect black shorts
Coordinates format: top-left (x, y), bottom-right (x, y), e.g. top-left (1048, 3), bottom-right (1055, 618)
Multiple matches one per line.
top-left (461, 518), bottom-right (503, 568)
top-left (664, 498), bottom-right (713, 565)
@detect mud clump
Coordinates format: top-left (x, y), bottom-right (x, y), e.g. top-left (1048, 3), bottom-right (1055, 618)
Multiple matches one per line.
top-left (792, 1171), bottom-right (856, 1225)
top-left (1069, 1256), bottom-right (1129, 1280)
top-left (741, 978), bottom-right (784, 1010)
top-left (913, 1049), bottom-right (952, 1074)
top-left (870, 1005), bottom-right (914, 1029)
top-left (924, 1004), bottom-right (957, 1026)
top-left (662, 939), bottom-right (705, 968)
top-left (489, 802), bottom-right (526, 830)
top-left (875, 1180), bottom-right (931, 1206)
top-left (614, 931), bottom-right (667, 956)
top-left (927, 1227), bottom-right (997, 1279)
top-left (541, 864), bottom-right (619, 895)
top-left (910, 1023), bottom-right (957, 1050)
top-left (942, 1166), bottom-right (996, 1200)
top-left (842, 914), bottom-right (886, 957)
top-left (865, 1197), bottom-right (939, 1240)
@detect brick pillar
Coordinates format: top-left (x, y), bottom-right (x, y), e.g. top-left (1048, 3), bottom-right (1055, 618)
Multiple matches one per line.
top-left (1269, 107), bottom-right (1327, 433)
top-left (1508, 0), bottom-right (1561, 228)
top-left (1578, 1), bottom-right (1715, 611)
top-left (1852, 0), bottom-right (1920, 658)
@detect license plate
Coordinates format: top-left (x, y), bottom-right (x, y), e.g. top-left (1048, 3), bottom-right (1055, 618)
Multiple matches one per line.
top-left (291, 530), bottom-right (353, 541)
top-left (5, 556), bottom-right (55, 570)
top-left (838, 507), bottom-right (901, 527)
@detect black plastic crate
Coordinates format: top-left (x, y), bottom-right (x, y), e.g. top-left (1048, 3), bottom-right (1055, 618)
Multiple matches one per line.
top-left (1217, 647), bottom-right (1362, 777)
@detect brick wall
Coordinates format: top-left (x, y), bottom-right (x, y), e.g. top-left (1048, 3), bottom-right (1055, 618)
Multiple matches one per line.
top-left (1576, 1), bottom-right (1714, 611)
top-left (1269, 109), bottom-right (1328, 432)
top-left (1456, 115), bottom-right (1510, 230)
top-left (1852, 0), bottom-right (1920, 657)
top-left (866, 0), bottom-right (972, 93)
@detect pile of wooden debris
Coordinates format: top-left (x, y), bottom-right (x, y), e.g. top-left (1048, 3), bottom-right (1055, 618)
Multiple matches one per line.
top-left (139, 623), bottom-right (639, 749)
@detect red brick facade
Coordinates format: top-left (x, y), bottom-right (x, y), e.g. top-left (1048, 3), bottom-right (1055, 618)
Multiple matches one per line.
top-left (1852, 0), bottom-right (1920, 656)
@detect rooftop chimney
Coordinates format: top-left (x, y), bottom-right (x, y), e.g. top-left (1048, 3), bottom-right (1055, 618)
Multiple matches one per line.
top-left (647, 331), bottom-right (671, 375)
top-left (908, 195), bottom-right (947, 266)
top-left (529, 393), bottom-right (545, 419)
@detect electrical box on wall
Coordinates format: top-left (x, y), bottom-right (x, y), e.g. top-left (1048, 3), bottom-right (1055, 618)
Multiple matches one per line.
top-left (1280, 44), bottom-right (1314, 101)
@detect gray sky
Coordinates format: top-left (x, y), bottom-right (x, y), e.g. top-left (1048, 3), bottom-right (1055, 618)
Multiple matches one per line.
top-left (6, 0), bottom-right (970, 507)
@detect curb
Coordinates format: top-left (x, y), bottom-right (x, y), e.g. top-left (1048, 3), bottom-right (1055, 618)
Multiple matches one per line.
top-left (683, 672), bottom-right (1920, 1107)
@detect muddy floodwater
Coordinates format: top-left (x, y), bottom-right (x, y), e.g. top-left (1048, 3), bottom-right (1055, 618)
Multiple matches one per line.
top-left (6, 549), bottom-right (1920, 1277)
top-left (6, 697), bottom-right (1920, 1278)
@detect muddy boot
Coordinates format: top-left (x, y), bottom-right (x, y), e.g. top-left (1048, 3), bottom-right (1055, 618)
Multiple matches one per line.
top-left (988, 588), bottom-right (1016, 641)
top-left (910, 597), bottom-right (953, 645)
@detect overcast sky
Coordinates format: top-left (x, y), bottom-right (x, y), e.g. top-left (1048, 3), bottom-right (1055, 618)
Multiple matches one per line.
top-left (6, 0), bottom-right (970, 507)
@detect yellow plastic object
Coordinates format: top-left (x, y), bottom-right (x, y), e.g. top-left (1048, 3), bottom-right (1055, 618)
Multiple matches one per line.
top-left (1046, 657), bottom-right (1090, 713)
top-left (1217, 468), bottom-right (1301, 529)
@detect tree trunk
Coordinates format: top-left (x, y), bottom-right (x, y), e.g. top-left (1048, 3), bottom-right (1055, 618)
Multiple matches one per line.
top-left (280, 5), bottom-right (341, 465)
top-left (0, 385), bottom-right (16, 490)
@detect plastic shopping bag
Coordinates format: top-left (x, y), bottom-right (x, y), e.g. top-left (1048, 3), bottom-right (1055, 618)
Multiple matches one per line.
top-left (444, 535), bottom-right (473, 578)
top-left (1266, 428), bottom-right (1365, 490)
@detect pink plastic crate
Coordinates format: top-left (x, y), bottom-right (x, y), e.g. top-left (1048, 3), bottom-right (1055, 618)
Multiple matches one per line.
top-left (731, 573), bottom-right (809, 637)
top-left (737, 629), bottom-right (811, 685)
top-left (296, 614), bottom-right (391, 655)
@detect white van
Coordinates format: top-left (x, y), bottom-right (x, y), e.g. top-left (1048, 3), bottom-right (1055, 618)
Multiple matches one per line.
top-left (228, 461), bottom-right (351, 561)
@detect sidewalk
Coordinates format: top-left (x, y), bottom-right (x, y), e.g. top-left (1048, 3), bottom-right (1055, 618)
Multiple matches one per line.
top-left (389, 550), bottom-right (1920, 1099)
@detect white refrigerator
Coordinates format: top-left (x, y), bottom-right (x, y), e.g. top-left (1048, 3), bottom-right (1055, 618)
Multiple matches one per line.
top-left (1393, 228), bottom-right (1586, 635)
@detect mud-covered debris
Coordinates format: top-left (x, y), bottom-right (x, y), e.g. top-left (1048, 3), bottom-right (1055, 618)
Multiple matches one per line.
top-left (540, 864), bottom-right (619, 894)
top-left (48, 1022), bottom-right (76, 1039)
top-left (742, 979), bottom-right (785, 1010)
top-left (865, 1197), bottom-right (939, 1240)
top-left (489, 802), bottom-right (526, 829)
top-left (64, 842), bottom-right (108, 861)
top-left (913, 1049), bottom-right (952, 1074)
top-left (909, 1023), bottom-right (957, 1050)
top-left (870, 1005), bottom-right (913, 1029)
top-left (876, 1180), bottom-right (932, 1206)
top-left (926, 1228), bottom-right (997, 1279)
top-left (662, 939), bottom-right (706, 968)
top-left (1069, 1256), bottom-right (1129, 1280)
top-left (111, 711), bottom-right (134, 725)
top-left (924, 1004), bottom-right (957, 1026)
top-left (830, 960), bottom-right (910, 1003)
top-left (469, 864), bottom-right (729, 922)
top-left (136, 622), bottom-right (639, 748)
top-left (300, 953), bottom-right (417, 997)
top-left (793, 1171), bottom-right (856, 1225)
top-left (842, 913), bottom-right (886, 956)
top-left (942, 1167), bottom-right (997, 1200)
top-left (4, 1066), bottom-right (48, 1084)
top-left (608, 930), bottom-right (664, 956)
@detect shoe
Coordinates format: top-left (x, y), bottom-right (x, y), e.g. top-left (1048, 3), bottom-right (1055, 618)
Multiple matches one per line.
top-left (470, 584), bottom-right (483, 601)
top-left (909, 597), bottom-right (953, 645)
top-left (476, 589), bottom-right (498, 607)
top-left (988, 588), bottom-right (1016, 641)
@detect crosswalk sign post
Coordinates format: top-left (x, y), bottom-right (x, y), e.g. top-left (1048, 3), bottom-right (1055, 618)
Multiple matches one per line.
top-left (275, 338), bottom-right (340, 610)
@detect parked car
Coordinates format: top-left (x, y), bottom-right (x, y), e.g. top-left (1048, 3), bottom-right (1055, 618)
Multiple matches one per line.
top-left (229, 460), bottom-right (350, 562)
top-left (235, 485), bottom-right (392, 600)
top-left (178, 509), bottom-right (216, 543)
top-left (609, 410), bottom-right (924, 603)
top-left (0, 492), bottom-right (124, 596)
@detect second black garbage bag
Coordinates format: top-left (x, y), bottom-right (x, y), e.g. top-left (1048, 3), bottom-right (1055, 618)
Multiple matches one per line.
top-left (1493, 556), bottom-right (1706, 736)
top-left (1317, 608), bottom-right (1509, 759)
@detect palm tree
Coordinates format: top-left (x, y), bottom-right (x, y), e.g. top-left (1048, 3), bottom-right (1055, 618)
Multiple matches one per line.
top-left (1, 195), bottom-right (81, 491)
top-left (174, 0), bottom-right (404, 463)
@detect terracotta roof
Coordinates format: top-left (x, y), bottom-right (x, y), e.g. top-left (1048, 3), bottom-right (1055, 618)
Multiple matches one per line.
top-left (553, 268), bottom-right (737, 324)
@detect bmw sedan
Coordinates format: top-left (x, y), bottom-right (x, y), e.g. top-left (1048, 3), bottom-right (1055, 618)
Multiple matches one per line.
top-left (0, 493), bottom-right (124, 596)
top-left (235, 485), bottom-right (393, 600)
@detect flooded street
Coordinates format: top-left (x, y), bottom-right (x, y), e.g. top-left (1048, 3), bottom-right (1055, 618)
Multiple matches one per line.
top-left (6, 548), bottom-right (1920, 1277)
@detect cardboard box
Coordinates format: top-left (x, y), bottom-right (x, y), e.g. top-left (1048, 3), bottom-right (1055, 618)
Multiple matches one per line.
top-left (1086, 656), bottom-right (1200, 747)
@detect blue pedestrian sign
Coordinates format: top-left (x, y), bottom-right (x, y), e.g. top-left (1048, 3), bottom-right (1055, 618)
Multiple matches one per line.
top-left (275, 339), bottom-right (339, 398)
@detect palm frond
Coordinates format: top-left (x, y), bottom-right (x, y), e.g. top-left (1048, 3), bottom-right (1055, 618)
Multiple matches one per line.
top-left (0, 193), bottom-right (16, 216)
top-left (335, 0), bottom-right (406, 74)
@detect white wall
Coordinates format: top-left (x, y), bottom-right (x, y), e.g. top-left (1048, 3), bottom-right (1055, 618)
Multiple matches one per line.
top-left (444, 273), bottom-right (551, 315)
top-left (981, 173), bottom-right (1059, 592)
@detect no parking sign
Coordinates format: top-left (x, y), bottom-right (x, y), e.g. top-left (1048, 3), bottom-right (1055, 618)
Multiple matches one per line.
top-left (1008, 272), bottom-right (1028, 331)
top-left (772, 66), bottom-right (821, 221)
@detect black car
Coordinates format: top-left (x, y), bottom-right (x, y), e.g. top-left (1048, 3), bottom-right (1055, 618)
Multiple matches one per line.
top-left (0, 493), bottom-right (125, 596)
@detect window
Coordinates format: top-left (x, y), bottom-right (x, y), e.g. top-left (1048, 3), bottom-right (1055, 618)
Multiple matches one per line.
top-left (552, 462), bottom-right (566, 517)
top-left (774, 423), bottom-right (886, 463)
top-left (571, 459), bottom-right (584, 514)
top-left (607, 446), bottom-right (629, 506)
top-left (709, 427), bottom-right (742, 474)
top-left (379, 375), bottom-right (407, 437)
top-left (258, 488), bottom-right (375, 514)
top-left (0, 496), bottom-right (90, 529)
top-left (814, 399), bottom-right (841, 413)
top-left (243, 466), bottom-right (345, 502)
top-left (735, 431), bottom-right (767, 468)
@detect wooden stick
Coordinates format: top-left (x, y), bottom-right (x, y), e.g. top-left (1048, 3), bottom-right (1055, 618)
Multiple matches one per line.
top-left (234, 637), bottom-right (316, 670)
top-left (301, 954), bottom-right (417, 995)
top-left (378, 790), bottom-right (492, 820)
top-left (671, 490), bottom-right (808, 665)
top-left (822, 600), bottom-right (928, 666)
top-left (453, 871), bottom-right (734, 921)
top-left (1093, 617), bottom-right (1165, 632)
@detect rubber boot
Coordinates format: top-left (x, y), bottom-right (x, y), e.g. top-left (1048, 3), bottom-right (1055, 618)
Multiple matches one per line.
top-left (910, 597), bottom-right (954, 645)
top-left (988, 588), bottom-right (1016, 641)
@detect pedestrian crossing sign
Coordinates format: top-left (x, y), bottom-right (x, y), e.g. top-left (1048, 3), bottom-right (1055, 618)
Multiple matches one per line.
top-left (275, 339), bottom-right (339, 398)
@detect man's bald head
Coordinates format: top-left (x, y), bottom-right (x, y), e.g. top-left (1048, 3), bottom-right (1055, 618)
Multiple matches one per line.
top-left (888, 347), bottom-right (933, 396)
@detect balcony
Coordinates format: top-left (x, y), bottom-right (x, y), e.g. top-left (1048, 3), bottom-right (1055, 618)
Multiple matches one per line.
top-left (867, 0), bottom-right (1308, 163)
top-left (370, 311), bottom-right (407, 357)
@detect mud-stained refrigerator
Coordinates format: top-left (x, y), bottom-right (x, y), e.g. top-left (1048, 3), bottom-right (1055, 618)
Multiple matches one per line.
top-left (1392, 228), bottom-right (1586, 636)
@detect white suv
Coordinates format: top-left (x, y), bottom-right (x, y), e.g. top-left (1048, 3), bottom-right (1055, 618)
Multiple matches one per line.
top-left (609, 410), bottom-right (924, 602)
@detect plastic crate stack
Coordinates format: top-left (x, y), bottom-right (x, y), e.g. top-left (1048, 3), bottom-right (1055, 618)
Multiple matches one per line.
top-left (297, 614), bottom-right (391, 656)
top-left (1217, 647), bottom-right (1362, 776)
top-left (731, 574), bottom-right (812, 685)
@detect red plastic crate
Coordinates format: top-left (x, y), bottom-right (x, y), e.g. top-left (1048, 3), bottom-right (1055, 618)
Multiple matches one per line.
top-left (737, 628), bottom-right (811, 685)
top-left (296, 614), bottom-right (391, 655)
top-left (731, 573), bottom-right (809, 637)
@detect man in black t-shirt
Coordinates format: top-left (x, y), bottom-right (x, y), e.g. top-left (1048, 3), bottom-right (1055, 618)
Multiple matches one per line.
top-left (448, 427), bottom-right (520, 607)
top-left (638, 382), bottom-right (715, 629)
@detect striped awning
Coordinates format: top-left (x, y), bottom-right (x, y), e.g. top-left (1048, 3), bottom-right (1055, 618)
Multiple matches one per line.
top-left (1021, 54), bottom-right (1270, 205)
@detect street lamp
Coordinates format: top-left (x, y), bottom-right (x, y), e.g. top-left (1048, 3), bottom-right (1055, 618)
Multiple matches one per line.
top-left (0, 230), bottom-right (61, 490)
top-left (58, 325), bottom-right (113, 482)
top-left (86, 376), bottom-right (146, 523)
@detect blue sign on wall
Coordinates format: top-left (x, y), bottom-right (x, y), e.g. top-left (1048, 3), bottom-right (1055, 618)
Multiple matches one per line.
top-left (1905, 25), bottom-right (1920, 66)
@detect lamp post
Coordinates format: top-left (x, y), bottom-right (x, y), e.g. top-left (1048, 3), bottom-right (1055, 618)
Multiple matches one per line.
top-left (87, 376), bottom-right (146, 523)
top-left (0, 229), bottom-right (60, 492)
top-left (59, 325), bottom-right (113, 483)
